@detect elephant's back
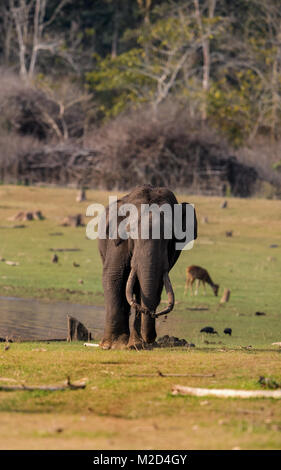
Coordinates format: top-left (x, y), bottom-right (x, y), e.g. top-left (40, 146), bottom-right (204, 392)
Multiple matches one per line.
top-left (121, 185), bottom-right (178, 207)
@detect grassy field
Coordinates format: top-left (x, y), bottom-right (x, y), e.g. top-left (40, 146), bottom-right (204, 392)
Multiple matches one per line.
top-left (0, 343), bottom-right (281, 450)
top-left (0, 185), bottom-right (281, 449)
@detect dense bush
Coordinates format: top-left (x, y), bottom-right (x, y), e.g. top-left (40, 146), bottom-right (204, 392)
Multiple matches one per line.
top-left (0, 73), bottom-right (280, 197)
top-left (0, 71), bottom-right (91, 141)
top-left (0, 104), bottom-right (262, 197)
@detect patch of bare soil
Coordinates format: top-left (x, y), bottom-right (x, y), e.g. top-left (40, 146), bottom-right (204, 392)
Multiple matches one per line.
top-left (153, 335), bottom-right (195, 348)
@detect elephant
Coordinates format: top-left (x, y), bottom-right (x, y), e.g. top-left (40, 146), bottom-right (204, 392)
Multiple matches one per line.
top-left (98, 185), bottom-right (197, 349)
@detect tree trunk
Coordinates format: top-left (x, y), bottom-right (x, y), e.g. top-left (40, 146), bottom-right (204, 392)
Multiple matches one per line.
top-left (67, 315), bottom-right (92, 341)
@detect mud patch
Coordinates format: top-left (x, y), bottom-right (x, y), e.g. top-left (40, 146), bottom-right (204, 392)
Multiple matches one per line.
top-left (154, 335), bottom-right (195, 348)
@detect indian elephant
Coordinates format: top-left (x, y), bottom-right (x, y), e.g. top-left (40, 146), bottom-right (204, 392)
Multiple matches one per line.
top-left (98, 185), bottom-right (197, 349)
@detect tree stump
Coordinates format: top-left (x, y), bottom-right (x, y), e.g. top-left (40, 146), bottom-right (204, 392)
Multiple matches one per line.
top-left (33, 210), bottom-right (44, 220)
top-left (67, 315), bottom-right (92, 342)
top-left (9, 211), bottom-right (44, 221)
top-left (76, 189), bottom-right (87, 203)
top-left (61, 214), bottom-right (84, 227)
top-left (220, 288), bottom-right (231, 303)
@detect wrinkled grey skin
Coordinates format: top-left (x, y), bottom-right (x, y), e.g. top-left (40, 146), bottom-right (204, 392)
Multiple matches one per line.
top-left (98, 185), bottom-right (197, 349)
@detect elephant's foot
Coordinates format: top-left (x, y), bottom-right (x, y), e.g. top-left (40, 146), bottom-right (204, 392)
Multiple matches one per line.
top-left (128, 341), bottom-right (154, 350)
top-left (141, 315), bottom-right (156, 344)
top-left (127, 327), bottom-right (147, 350)
top-left (141, 331), bottom-right (157, 344)
top-left (100, 333), bottom-right (129, 350)
top-left (99, 338), bottom-right (112, 350)
top-left (111, 334), bottom-right (129, 350)
top-left (127, 337), bottom-right (144, 350)
top-left (127, 334), bottom-right (155, 350)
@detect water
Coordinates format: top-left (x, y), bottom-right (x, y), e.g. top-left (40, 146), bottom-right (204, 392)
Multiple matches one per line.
top-left (0, 296), bottom-right (105, 341)
top-left (0, 297), bottom-right (173, 342)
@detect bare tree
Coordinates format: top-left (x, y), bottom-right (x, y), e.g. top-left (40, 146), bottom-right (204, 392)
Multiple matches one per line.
top-left (223, 0), bottom-right (281, 141)
top-left (123, 5), bottom-right (199, 116)
top-left (123, 1), bottom-right (227, 117)
top-left (9, 0), bottom-right (70, 81)
top-left (193, 0), bottom-right (217, 120)
top-left (0, 1), bottom-right (14, 65)
top-left (137, 0), bottom-right (152, 25)
top-left (36, 77), bottom-right (92, 141)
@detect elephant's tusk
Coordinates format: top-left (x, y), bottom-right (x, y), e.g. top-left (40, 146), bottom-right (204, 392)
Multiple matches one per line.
top-left (125, 268), bottom-right (137, 307)
top-left (126, 269), bottom-right (150, 315)
top-left (151, 272), bottom-right (175, 318)
top-left (126, 269), bottom-right (175, 319)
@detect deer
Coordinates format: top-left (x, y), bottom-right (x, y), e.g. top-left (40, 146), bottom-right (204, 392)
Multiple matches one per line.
top-left (184, 265), bottom-right (219, 296)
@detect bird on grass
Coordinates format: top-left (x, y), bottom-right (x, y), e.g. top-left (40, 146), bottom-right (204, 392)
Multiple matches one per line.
top-left (224, 328), bottom-right (232, 336)
top-left (52, 253), bottom-right (58, 263)
top-left (200, 326), bottom-right (218, 335)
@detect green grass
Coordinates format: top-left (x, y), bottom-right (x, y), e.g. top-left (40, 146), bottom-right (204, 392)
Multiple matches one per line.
top-left (0, 185), bottom-right (281, 449)
top-left (1, 185), bottom-right (280, 347)
top-left (0, 344), bottom-right (281, 449)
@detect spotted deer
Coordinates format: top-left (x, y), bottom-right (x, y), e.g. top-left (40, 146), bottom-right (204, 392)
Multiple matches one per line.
top-left (184, 265), bottom-right (219, 296)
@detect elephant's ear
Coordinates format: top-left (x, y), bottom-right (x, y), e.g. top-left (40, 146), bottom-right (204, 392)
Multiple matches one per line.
top-left (173, 202), bottom-right (197, 248)
top-left (104, 212), bottom-right (130, 247)
top-left (101, 199), bottom-right (127, 247)
top-left (105, 215), bottom-right (126, 247)
top-left (113, 222), bottom-right (128, 247)
top-left (112, 206), bottom-right (139, 247)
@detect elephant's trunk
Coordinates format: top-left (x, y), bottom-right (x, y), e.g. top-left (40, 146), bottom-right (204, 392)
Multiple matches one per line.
top-left (125, 268), bottom-right (175, 318)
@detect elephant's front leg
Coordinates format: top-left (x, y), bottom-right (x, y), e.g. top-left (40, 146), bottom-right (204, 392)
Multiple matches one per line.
top-left (100, 270), bottom-right (131, 350)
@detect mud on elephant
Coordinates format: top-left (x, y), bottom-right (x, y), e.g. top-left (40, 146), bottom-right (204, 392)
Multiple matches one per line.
top-left (98, 185), bottom-right (197, 349)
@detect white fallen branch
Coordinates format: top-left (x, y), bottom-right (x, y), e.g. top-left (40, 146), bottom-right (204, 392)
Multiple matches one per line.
top-left (84, 343), bottom-right (99, 348)
top-left (272, 342), bottom-right (281, 347)
top-left (172, 385), bottom-right (281, 399)
top-left (0, 377), bottom-right (18, 382)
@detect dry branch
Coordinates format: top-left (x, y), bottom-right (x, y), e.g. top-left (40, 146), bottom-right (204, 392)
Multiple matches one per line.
top-left (172, 385), bottom-right (281, 399)
top-left (127, 371), bottom-right (215, 378)
top-left (0, 376), bottom-right (86, 392)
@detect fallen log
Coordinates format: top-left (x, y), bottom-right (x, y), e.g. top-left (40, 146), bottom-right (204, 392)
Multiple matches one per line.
top-left (49, 248), bottom-right (81, 252)
top-left (172, 385), bottom-right (281, 399)
top-left (0, 376), bottom-right (87, 392)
